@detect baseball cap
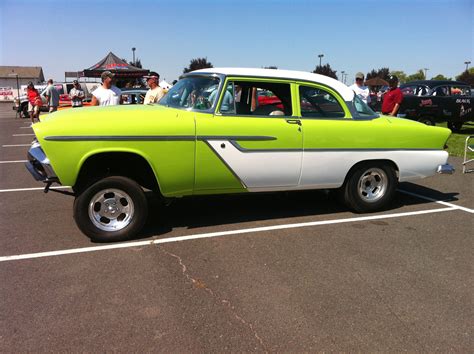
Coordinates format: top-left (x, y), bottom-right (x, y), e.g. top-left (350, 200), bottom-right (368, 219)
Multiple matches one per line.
top-left (101, 71), bottom-right (115, 81)
top-left (355, 72), bottom-right (364, 79)
top-left (72, 79), bottom-right (79, 84)
top-left (144, 72), bottom-right (159, 80)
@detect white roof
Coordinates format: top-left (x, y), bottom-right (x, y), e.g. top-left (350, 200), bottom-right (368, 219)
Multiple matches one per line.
top-left (192, 67), bottom-right (355, 101)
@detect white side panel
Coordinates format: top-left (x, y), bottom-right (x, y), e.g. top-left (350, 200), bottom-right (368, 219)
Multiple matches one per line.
top-left (207, 140), bottom-right (302, 188)
top-left (300, 150), bottom-right (449, 188)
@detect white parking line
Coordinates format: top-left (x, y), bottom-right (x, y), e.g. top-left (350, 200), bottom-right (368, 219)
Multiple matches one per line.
top-left (399, 189), bottom-right (474, 214)
top-left (0, 206), bottom-right (456, 262)
top-left (0, 186), bottom-right (71, 193)
top-left (20, 126), bottom-right (32, 129)
top-left (12, 133), bottom-right (34, 136)
top-left (0, 160), bottom-right (27, 164)
top-left (2, 144), bottom-right (30, 147)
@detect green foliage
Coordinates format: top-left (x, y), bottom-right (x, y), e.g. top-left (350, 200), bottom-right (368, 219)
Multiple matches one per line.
top-left (431, 74), bottom-right (450, 81)
top-left (406, 69), bottom-right (425, 82)
top-left (455, 69), bottom-right (474, 85)
top-left (366, 68), bottom-right (390, 80)
top-left (312, 63), bottom-right (337, 79)
top-left (183, 57), bottom-right (213, 74)
top-left (390, 70), bottom-right (407, 84)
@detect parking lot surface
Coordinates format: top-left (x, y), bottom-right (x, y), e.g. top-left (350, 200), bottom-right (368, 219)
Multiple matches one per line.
top-left (0, 103), bottom-right (472, 351)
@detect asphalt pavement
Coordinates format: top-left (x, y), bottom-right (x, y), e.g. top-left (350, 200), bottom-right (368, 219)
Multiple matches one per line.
top-left (0, 102), bottom-right (472, 352)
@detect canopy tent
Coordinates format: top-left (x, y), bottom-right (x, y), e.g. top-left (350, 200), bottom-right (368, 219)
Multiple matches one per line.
top-left (82, 52), bottom-right (149, 78)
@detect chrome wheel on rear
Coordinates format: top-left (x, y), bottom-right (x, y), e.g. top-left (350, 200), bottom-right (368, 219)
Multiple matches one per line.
top-left (357, 168), bottom-right (387, 203)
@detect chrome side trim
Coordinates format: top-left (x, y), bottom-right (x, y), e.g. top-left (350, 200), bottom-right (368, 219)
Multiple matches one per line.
top-left (45, 135), bottom-right (277, 142)
top-left (437, 163), bottom-right (455, 174)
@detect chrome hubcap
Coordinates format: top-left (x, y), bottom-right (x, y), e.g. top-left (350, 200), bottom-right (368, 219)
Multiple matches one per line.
top-left (357, 168), bottom-right (387, 203)
top-left (88, 189), bottom-right (134, 231)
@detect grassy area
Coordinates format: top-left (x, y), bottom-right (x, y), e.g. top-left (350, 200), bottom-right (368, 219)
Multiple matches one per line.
top-left (437, 121), bottom-right (474, 158)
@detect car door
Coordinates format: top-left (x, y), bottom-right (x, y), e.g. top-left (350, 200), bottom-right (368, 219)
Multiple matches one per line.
top-left (297, 83), bottom-right (373, 188)
top-left (194, 78), bottom-right (303, 192)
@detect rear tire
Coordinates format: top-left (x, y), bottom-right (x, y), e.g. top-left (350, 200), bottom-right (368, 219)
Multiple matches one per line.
top-left (342, 162), bottom-right (398, 213)
top-left (73, 176), bottom-right (148, 242)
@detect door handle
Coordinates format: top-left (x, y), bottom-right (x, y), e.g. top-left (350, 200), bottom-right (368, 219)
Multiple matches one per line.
top-left (286, 119), bottom-right (301, 125)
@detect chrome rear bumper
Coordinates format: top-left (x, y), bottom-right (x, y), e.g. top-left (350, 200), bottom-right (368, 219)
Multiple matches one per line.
top-left (437, 163), bottom-right (455, 174)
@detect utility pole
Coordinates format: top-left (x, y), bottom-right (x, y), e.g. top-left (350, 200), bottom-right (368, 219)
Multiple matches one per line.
top-left (465, 61), bottom-right (471, 71)
top-left (423, 68), bottom-right (429, 79)
top-left (132, 47), bottom-right (136, 66)
top-left (318, 54), bottom-right (324, 67)
top-left (341, 71), bottom-right (345, 83)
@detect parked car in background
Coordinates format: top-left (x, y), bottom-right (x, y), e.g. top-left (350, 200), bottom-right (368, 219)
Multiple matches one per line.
top-left (121, 89), bottom-right (147, 105)
top-left (26, 68), bottom-right (453, 242)
top-left (398, 80), bottom-right (472, 131)
top-left (13, 82), bottom-right (100, 117)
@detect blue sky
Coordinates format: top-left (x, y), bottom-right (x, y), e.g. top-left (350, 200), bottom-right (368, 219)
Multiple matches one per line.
top-left (1, 0), bottom-right (472, 84)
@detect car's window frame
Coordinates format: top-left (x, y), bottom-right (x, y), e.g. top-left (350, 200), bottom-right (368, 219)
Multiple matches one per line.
top-left (159, 73), bottom-right (225, 114)
top-left (295, 82), bottom-right (351, 120)
top-left (215, 77), bottom-right (296, 119)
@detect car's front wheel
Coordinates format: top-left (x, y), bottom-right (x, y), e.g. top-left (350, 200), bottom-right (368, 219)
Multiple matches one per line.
top-left (73, 176), bottom-right (148, 242)
top-left (342, 162), bottom-right (398, 213)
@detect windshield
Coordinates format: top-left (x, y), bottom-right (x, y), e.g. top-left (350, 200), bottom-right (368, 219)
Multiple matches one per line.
top-left (159, 76), bottom-right (220, 111)
top-left (353, 95), bottom-right (378, 118)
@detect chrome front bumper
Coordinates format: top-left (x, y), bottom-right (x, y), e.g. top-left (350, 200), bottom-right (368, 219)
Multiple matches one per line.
top-left (25, 141), bottom-right (59, 183)
top-left (437, 163), bottom-right (455, 174)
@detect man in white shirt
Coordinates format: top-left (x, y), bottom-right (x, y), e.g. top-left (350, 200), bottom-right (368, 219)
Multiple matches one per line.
top-left (91, 71), bottom-right (122, 106)
top-left (349, 72), bottom-right (371, 104)
top-left (143, 72), bottom-right (165, 104)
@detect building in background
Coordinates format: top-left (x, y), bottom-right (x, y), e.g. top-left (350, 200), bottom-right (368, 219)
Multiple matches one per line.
top-left (0, 66), bottom-right (45, 100)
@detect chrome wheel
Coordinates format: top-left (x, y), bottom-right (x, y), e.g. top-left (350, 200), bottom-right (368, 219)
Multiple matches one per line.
top-left (357, 168), bottom-right (387, 203)
top-left (88, 188), bottom-right (135, 232)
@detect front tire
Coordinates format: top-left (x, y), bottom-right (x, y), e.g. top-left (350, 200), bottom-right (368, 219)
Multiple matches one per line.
top-left (73, 176), bottom-right (148, 242)
top-left (417, 116), bottom-right (435, 126)
top-left (342, 162), bottom-right (398, 213)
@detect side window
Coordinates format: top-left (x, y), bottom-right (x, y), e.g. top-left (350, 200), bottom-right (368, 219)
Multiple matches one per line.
top-left (299, 86), bottom-right (345, 118)
top-left (450, 86), bottom-right (470, 96)
top-left (219, 80), bottom-right (292, 116)
top-left (401, 85), bottom-right (428, 96)
top-left (432, 86), bottom-right (448, 96)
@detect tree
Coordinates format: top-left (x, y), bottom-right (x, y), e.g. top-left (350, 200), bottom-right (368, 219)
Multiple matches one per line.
top-left (312, 63), bottom-right (337, 79)
top-left (183, 57), bottom-right (213, 73)
top-left (406, 69), bottom-right (425, 82)
top-left (390, 70), bottom-right (407, 84)
top-left (366, 68), bottom-right (390, 80)
top-left (455, 68), bottom-right (474, 85)
top-left (132, 59), bottom-right (142, 68)
top-left (431, 74), bottom-right (451, 81)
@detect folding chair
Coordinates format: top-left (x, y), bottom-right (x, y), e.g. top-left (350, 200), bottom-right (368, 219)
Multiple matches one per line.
top-left (463, 135), bottom-right (474, 173)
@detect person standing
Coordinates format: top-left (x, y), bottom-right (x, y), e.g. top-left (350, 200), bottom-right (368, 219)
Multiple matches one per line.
top-left (143, 72), bottom-right (165, 104)
top-left (381, 75), bottom-right (403, 116)
top-left (91, 71), bottom-right (122, 106)
top-left (69, 80), bottom-right (85, 108)
top-left (349, 72), bottom-right (371, 104)
top-left (26, 82), bottom-right (41, 123)
top-left (42, 79), bottom-right (60, 113)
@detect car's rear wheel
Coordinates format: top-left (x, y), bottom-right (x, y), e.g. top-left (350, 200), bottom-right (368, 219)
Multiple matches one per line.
top-left (342, 162), bottom-right (397, 213)
top-left (417, 116), bottom-right (435, 126)
top-left (447, 121), bottom-right (463, 132)
top-left (73, 176), bottom-right (148, 242)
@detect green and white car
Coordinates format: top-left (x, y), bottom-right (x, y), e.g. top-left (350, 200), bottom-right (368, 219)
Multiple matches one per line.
top-left (26, 68), bottom-right (454, 242)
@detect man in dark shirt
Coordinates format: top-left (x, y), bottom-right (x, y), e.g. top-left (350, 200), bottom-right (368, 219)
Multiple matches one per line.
top-left (382, 75), bottom-right (403, 116)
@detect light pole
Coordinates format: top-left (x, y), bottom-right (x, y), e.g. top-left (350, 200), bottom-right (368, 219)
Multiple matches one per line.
top-left (8, 73), bottom-right (20, 99)
top-left (132, 47), bottom-right (136, 65)
top-left (465, 61), bottom-right (471, 71)
top-left (423, 68), bottom-right (429, 79)
top-left (318, 54), bottom-right (324, 67)
top-left (341, 71), bottom-right (345, 83)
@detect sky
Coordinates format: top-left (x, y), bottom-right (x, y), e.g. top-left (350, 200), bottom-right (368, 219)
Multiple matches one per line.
top-left (0, 0), bottom-right (472, 84)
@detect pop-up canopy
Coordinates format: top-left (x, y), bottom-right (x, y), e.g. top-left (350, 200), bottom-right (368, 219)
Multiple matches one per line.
top-left (83, 52), bottom-right (149, 78)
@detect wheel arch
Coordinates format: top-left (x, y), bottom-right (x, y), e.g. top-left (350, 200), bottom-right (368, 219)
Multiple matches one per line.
top-left (73, 150), bottom-right (162, 194)
top-left (342, 159), bottom-right (400, 186)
